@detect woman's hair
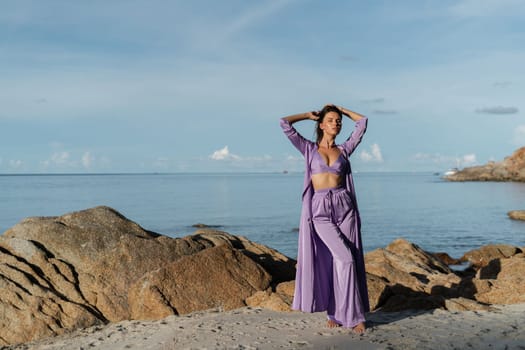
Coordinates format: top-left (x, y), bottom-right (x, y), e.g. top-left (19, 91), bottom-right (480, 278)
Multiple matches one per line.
top-left (316, 105), bottom-right (343, 144)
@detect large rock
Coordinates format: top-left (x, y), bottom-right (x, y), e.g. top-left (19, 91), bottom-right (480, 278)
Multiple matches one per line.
top-left (365, 238), bottom-right (461, 295)
top-left (0, 206), bottom-right (296, 346)
top-left (129, 244), bottom-right (271, 319)
top-left (508, 210), bottom-right (525, 221)
top-left (444, 147), bottom-right (525, 182)
top-left (460, 244), bottom-right (522, 268)
top-left (191, 228), bottom-right (296, 285)
top-left (364, 238), bottom-right (463, 311)
top-left (472, 253), bottom-right (525, 304)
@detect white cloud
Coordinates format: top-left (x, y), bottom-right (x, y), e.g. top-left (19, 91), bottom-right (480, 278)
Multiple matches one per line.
top-left (513, 125), bottom-right (525, 146)
top-left (285, 155), bottom-right (303, 161)
top-left (210, 146), bottom-right (241, 161)
top-left (462, 154), bottom-right (477, 165)
top-left (81, 151), bottom-right (94, 169)
top-left (51, 151), bottom-right (70, 165)
top-left (9, 159), bottom-right (22, 169)
top-left (360, 143), bottom-right (383, 163)
top-left (153, 157), bottom-right (169, 168)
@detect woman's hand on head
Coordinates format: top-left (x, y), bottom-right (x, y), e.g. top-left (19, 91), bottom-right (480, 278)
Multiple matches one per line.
top-left (307, 111), bottom-right (320, 121)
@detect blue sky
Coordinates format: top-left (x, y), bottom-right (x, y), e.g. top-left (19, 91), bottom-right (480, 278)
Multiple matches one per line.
top-left (1, 0), bottom-right (523, 173)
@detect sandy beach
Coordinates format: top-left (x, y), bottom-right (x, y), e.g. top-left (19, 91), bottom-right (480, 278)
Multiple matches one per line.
top-left (7, 303), bottom-right (525, 350)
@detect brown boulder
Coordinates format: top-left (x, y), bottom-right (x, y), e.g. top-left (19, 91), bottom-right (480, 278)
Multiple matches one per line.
top-left (460, 244), bottom-right (522, 268)
top-left (473, 254), bottom-right (525, 304)
top-left (431, 252), bottom-right (462, 265)
top-left (2, 206), bottom-right (214, 324)
top-left (365, 273), bottom-right (392, 310)
top-left (0, 238), bottom-right (103, 345)
top-left (508, 210), bottom-right (525, 221)
top-left (365, 238), bottom-right (461, 295)
top-left (245, 290), bottom-right (291, 312)
top-left (444, 297), bottom-right (492, 312)
top-left (0, 206), bottom-right (296, 346)
top-left (191, 228), bottom-right (296, 285)
top-left (128, 244), bottom-right (271, 319)
top-left (364, 238), bottom-right (465, 311)
top-left (245, 280), bottom-right (295, 312)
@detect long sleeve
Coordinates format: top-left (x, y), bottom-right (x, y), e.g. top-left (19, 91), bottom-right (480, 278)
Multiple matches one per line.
top-left (340, 117), bottom-right (368, 155)
top-left (280, 118), bottom-right (313, 155)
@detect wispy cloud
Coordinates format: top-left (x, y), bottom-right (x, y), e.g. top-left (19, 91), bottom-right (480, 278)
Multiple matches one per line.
top-left (413, 152), bottom-right (477, 167)
top-left (493, 81), bottom-right (512, 88)
top-left (373, 109), bottom-right (398, 115)
top-left (339, 55), bottom-right (358, 62)
top-left (360, 143), bottom-right (383, 163)
top-left (361, 98), bottom-right (385, 104)
top-left (9, 159), bottom-right (23, 170)
top-left (475, 106), bottom-right (519, 114)
top-left (40, 149), bottom-right (107, 171)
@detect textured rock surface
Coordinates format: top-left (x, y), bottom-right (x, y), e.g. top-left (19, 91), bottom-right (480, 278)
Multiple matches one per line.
top-left (129, 244), bottom-right (271, 319)
top-left (364, 239), bottom-right (464, 311)
top-left (473, 253), bottom-right (525, 304)
top-left (508, 210), bottom-right (525, 221)
top-left (444, 147), bottom-right (525, 182)
top-left (2, 206), bottom-right (524, 346)
top-left (245, 280), bottom-right (295, 312)
top-left (460, 244), bottom-right (522, 268)
top-left (365, 238), bottom-right (461, 295)
top-left (0, 207), bottom-right (296, 346)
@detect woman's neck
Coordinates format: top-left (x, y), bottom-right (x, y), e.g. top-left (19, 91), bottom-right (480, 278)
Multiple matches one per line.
top-left (318, 136), bottom-right (336, 148)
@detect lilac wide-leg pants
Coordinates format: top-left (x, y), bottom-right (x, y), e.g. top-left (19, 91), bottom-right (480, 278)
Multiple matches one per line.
top-left (311, 187), bottom-right (366, 328)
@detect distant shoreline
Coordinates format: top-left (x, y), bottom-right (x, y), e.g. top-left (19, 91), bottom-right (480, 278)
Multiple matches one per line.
top-left (0, 171), bottom-right (454, 176)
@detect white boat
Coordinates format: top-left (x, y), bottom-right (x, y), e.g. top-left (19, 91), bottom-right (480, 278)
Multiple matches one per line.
top-left (443, 168), bottom-right (459, 176)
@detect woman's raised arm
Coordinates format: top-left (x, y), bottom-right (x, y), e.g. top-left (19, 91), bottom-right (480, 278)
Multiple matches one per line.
top-left (337, 106), bottom-right (368, 155)
top-left (282, 111), bottom-right (319, 124)
top-left (280, 111), bottom-right (318, 155)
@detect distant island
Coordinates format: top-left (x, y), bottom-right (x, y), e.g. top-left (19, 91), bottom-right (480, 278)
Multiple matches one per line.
top-left (444, 146), bottom-right (525, 182)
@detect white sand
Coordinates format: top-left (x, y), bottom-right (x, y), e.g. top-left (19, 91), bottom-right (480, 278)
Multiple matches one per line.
top-left (8, 304), bottom-right (525, 350)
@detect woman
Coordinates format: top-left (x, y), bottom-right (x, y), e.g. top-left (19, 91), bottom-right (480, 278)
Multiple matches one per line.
top-left (280, 104), bottom-right (369, 334)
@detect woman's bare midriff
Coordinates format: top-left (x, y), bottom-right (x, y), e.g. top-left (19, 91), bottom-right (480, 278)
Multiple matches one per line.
top-left (311, 172), bottom-right (344, 191)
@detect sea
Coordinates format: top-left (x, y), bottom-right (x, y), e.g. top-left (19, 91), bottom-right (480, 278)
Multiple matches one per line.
top-left (1, 172), bottom-right (524, 259)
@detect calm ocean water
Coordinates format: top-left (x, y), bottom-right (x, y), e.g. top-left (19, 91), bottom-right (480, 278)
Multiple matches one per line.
top-left (1, 172), bottom-right (524, 259)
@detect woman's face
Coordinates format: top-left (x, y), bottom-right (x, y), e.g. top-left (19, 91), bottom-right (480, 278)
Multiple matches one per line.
top-left (320, 111), bottom-right (342, 137)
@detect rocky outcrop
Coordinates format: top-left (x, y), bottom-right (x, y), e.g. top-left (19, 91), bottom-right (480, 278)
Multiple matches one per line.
top-left (444, 147), bottom-right (525, 182)
top-left (472, 253), bottom-right (525, 304)
top-left (508, 210), bottom-right (525, 221)
top-left (2, 206), bottom-right (524, 346)
top-left (245, 280), bottom-right (295, 312)
top-left (362, 239), bottom-right (525, 312)
top-left (460, 244), bottom-right (522, 268)
top-left (246, 238), bottom-right (523, 313)
top-left (0, 206), bottom-right (296, 346)
top-left (364, 239), bottom-right (464, 311)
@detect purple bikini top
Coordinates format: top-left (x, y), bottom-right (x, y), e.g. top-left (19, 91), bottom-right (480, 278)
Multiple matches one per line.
top-left (311, 149), bottom-right (349, 175)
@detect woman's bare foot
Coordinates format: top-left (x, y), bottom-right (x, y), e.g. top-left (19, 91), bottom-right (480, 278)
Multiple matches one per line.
top-left (352, 322), bottom-right (366, 334)
top-left (326, 319), bottom-right (341, 328)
